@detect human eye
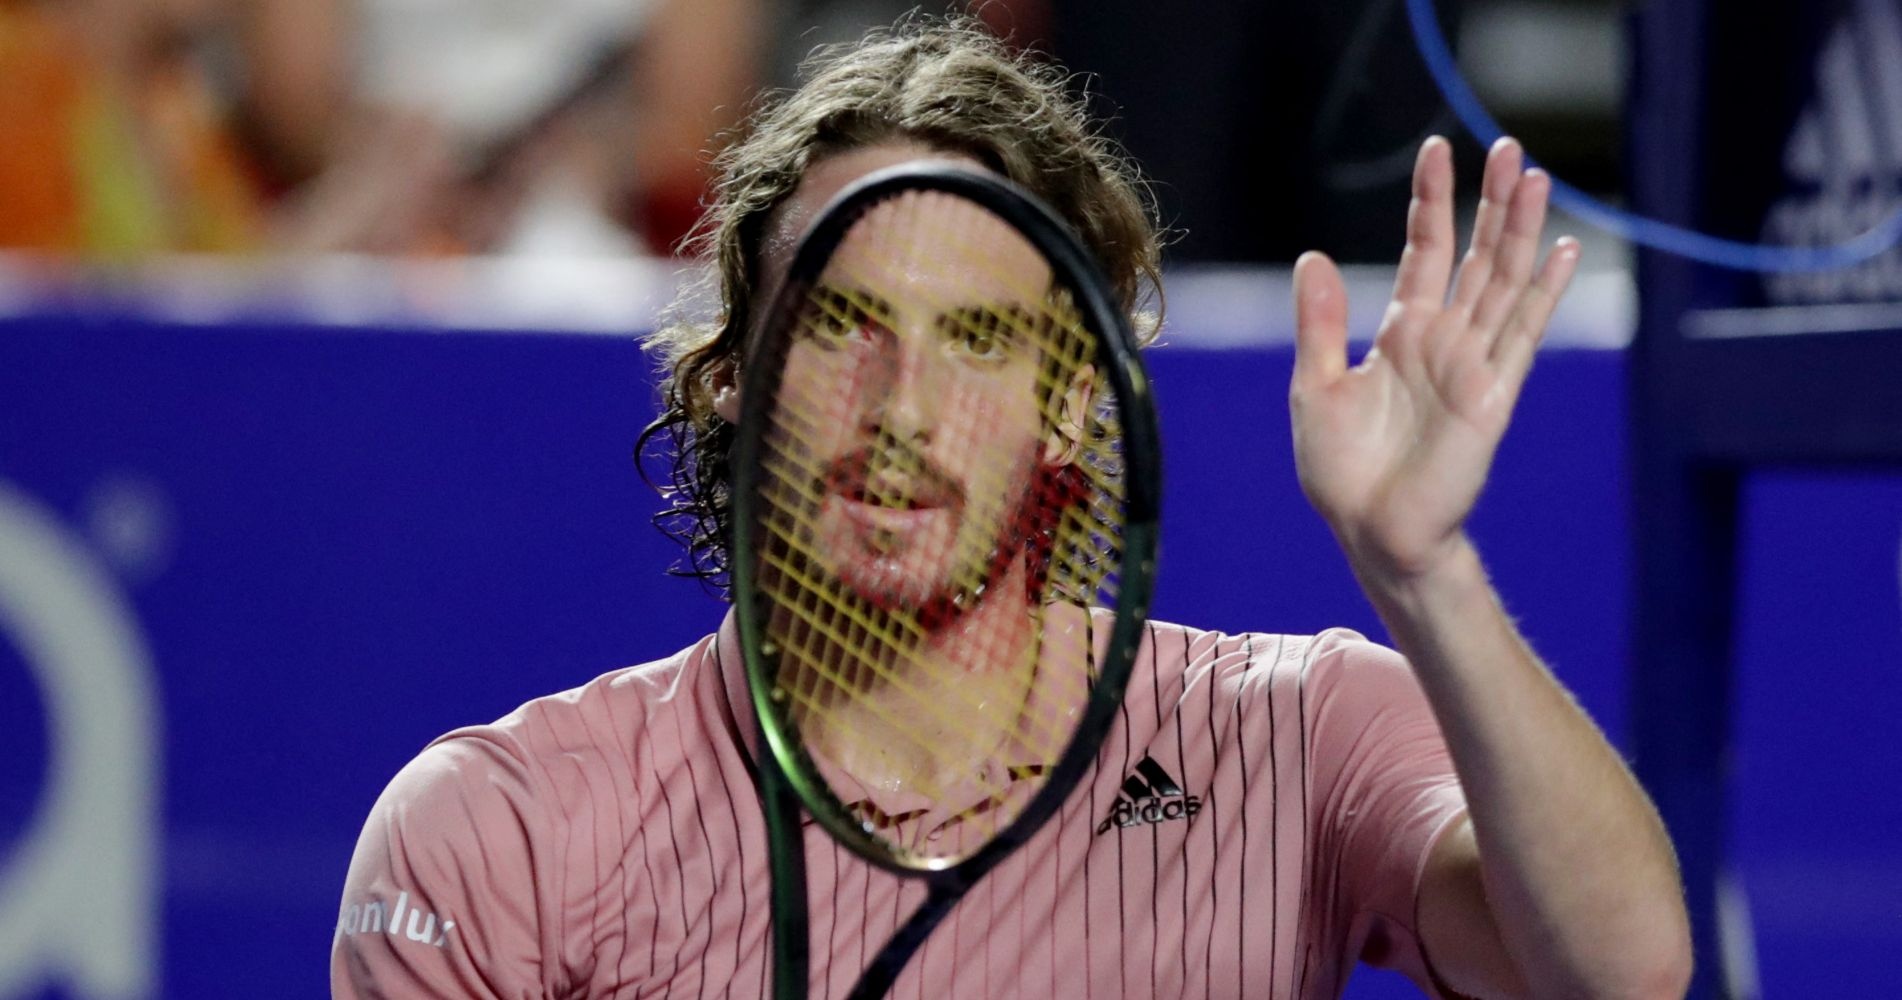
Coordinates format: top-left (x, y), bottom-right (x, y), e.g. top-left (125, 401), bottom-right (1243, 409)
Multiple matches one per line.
top-left (800, 286), bottom-right (883, 347)
top-left (944, 306), bottom-right (1019, 362)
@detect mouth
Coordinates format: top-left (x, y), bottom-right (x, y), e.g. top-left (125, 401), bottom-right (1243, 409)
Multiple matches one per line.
top-left (823, 451), bottom-right (960, 514)
top-left (840, 479), bottom-right (945, 510)
top-left (841, 480), bottom-right (918, 508)
top-left (833, 495), bottom-right (946, 534)
top-left (820, 460), bottom-right (962, 556)
top-left (830, 472), bottom-right (954, 534)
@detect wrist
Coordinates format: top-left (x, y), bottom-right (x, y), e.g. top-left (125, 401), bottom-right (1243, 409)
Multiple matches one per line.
top-left (1341, 530), bottom-right (1487, 610)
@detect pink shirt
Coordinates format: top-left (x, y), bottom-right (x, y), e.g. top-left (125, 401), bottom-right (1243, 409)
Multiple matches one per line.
top-left (332, 613), bottom-right (1467, 999)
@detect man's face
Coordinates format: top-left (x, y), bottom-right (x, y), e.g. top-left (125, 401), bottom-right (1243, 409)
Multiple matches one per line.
top-left (756, 145), bottom-right (1071, 614)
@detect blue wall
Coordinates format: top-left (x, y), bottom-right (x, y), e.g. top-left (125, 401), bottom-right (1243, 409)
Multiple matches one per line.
top-left (0, 313), bottom-right (1895, 997)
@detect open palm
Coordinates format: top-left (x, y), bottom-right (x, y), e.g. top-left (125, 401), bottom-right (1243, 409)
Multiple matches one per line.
top-left (1290, 138), bottom-right (1580, 579)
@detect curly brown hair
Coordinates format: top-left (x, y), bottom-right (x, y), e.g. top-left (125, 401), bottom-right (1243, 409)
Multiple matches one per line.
top-left (638, 15), bottom-right (1164, 596)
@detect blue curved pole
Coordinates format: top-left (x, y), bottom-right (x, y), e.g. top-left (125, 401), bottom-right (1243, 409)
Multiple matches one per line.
top-left (1404, 0), bottom-right (1902, 272)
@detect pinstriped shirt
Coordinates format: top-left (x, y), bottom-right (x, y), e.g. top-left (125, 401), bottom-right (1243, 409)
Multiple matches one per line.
top-left (332, 611), bottom-right (1467, 999)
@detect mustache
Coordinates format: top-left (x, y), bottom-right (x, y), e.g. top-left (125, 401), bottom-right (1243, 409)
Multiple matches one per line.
top-left (819, 444), bottom-right (964, 509)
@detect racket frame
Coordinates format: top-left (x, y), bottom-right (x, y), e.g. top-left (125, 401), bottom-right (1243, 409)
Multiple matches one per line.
top-left (730, 163), bottom-right (1161, 1000)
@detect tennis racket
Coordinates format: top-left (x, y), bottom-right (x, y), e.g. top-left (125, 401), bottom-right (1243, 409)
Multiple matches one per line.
top-left (730, 163), bottom-right (1161, 1000)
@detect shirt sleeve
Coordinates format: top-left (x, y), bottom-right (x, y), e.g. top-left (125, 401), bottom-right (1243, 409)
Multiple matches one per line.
top-left (1303, 628), bottom-right (1469, 996)
top-left (331, 734), bottom-right (551, 999)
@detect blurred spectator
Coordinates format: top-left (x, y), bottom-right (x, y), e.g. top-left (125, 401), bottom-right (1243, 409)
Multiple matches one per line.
top-left (280, 0), bottom-right (762, 256)
top-left (0, 0), bottom-right (279, 255)
top-left (0, 0), bottom-right (760, 259)
top-left (5, 0), bottom-right (1442, 262)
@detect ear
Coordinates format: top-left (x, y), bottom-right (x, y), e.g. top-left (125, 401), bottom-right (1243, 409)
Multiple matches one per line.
top-left (1041, 363), bottom-right (1096, 466)
top-left (710, 360), bottom-right (741, 423)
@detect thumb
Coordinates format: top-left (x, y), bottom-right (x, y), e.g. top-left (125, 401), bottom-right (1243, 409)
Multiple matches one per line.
top-left (1292, 251), bottom-right (1349, 391)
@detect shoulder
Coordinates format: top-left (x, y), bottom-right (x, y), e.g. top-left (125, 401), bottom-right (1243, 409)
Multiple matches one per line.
top-left (465, 637), bottom-right (707, 764)
top-left (1140, 616), bottom-right (1401, 694)
top-left (1293, 627), bottom-right (1435, 726)
top-left (1132, 618), bottom-right (1434, 760)
top-left (333, 632), bottom-right (729, 995)
top-left (451, 631), bottom-right (734, 817)
top-left (354, 630), bottom-right (733, 882)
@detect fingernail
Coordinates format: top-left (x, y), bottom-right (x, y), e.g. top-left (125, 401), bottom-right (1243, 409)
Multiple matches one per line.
top-left (1293, 252), bottom-right (1318, 284)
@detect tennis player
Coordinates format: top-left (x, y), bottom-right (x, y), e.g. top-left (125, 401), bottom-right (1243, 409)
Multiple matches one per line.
top-left (333, 19), bottom-right (1692, 999)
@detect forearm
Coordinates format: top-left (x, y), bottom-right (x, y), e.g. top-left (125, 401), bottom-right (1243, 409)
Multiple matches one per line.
top-left (1347, 533), bottom-right (1691, 998)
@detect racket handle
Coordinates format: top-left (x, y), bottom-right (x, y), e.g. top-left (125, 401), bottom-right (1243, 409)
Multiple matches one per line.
top-left (762, 756), bottom-right (812, 1000)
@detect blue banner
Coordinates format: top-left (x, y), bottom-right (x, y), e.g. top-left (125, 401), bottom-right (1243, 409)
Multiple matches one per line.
top-left (1, 312), bottom-right (1896, 998)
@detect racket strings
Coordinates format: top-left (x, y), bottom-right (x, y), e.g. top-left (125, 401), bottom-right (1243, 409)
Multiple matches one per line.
top-left (755, 548), bottom-right (1021, 786)
top-left (759, 302), bottom-right (1114, 757)
top-left (757, 466), bottom-right (1046, 819)
top-left (756, 467), bottom-right (1069, 816)
top-left (755, 188), bottom-right (1129, 863)
top-left (759, 320), bottom-right (1104, 755)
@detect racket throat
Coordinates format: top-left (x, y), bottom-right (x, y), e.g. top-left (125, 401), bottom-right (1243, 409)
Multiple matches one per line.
top-left (844, 880), bottom-right (969, 1000)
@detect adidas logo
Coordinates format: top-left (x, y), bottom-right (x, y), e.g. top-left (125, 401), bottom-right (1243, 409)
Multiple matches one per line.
top-left (1762, 0), bottom-right (1902, 305)
top-left (1095, 756), bottom-right (1202, 834)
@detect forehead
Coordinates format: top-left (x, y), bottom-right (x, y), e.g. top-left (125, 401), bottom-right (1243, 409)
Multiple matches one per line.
top-left (764, 145), bottom-right (1051, 312)
top-left (826, 194), bottom-right (1051, 315)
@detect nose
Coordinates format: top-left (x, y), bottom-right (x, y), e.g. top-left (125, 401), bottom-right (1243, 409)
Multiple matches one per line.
top-left (862, 328), bottom-right (942, 446)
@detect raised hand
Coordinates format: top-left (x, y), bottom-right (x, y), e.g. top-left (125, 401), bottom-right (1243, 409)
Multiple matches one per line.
top-left (1288, 136), bottom-right (1580, 581)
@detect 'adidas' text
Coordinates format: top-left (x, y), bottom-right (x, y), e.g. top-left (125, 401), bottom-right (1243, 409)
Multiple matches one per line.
top-left (1096, 756), bottom-right (1202, 834)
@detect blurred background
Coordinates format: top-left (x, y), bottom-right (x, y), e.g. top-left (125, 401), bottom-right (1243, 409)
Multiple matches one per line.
top-left (0, 0), bottom-right (1632, 263)
top-left (2, 0), bottom-right (1898, 997)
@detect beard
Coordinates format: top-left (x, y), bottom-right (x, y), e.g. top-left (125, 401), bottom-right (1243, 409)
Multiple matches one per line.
top-left (827, 440), bottom-right (1026, 627)
top-left (754, 434), bottom-right (1090, 710)
top-left (758, 434), bottom-right (1060, 633)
